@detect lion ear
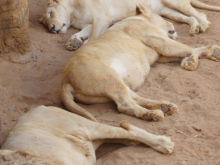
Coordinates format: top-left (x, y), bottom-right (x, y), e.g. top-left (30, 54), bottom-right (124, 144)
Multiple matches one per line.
top-left (47, 0), bottom-right (60, 4)
top-left (136, 4), bottom-right (151, 16)
top-left (53, 0), bottom-right (61, 3)
top-left (38, 16), bottom-right (43, 24)
top-left (47, 0), bottom-right (53, 4)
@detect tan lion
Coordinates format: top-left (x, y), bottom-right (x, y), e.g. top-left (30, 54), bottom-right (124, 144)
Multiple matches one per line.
top-left (39, 0), bottom-right (220, 51)
top-left (1, 106), bottom-right (175, 165)
top-left (60, 5), bottom-right (220, 122)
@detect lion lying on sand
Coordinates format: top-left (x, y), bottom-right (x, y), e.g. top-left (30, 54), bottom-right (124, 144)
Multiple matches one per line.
top-left (39, 0), bottom-right (220, 50)
top-left (60, 5), bottom-right (220, 122)
top-left (1, 106), bottom-right (175, 165)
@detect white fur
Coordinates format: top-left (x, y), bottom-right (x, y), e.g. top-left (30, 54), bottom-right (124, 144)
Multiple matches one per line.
top-left (1, 106), bottom-right (175, 165)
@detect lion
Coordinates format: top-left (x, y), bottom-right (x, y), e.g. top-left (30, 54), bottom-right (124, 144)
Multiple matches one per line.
top-left (1, 106), bottom-right (175, 165)
top-left (60, 4), bottom-right (220, 122)
top-left (38, 0), bottom-right (220, 51)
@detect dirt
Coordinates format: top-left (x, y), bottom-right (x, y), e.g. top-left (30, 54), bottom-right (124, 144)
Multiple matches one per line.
top-left (0, 0), bottom-right (220, 164)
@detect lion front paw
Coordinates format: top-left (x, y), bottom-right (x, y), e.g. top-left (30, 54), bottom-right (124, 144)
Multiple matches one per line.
top-left (181, 54), bottom-right (198, 71)
top-left (161, 103), bottom-right (178, 116)
top-left (142, 110), bottom-right (164, 121)
top-left (199, 22), bottom-right (211, 33)
top-left (212, 49), bottom-right (220, 61)
top-left (201, 47), bottom-right (220, 61)
top-left (189, 25), bottom-right (200, 36)
top-left (66, 36), bottom-right (83, 51)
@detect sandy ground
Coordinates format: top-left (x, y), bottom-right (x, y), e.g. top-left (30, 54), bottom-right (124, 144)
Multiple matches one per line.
top-left (1, 0), bottom-right (220, 164)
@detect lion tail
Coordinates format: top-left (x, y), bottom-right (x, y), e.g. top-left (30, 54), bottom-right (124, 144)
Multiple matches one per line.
top-left (191, 0), bottom-right (220, 11)
top-left (60, 83), bottom-right (98, 122)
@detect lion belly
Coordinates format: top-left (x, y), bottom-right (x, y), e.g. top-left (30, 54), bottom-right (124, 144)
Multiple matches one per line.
top-left (105, 0), bottom-right (164, 23)
top-left (109, 50), bottom-right (158, 91)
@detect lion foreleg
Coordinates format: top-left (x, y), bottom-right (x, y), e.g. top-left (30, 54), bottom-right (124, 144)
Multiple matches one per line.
top-left (144, 35), bottom-right (199, 70)
top-left (88, 12), bottom-right (112, 41)
top-left (66, 24), bottom-right (92, 51)
top-left (195, 45), bottom-right (220, 61)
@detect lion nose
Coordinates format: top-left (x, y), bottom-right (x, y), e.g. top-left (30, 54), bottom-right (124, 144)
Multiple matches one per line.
top-left (168, 30), bottom-right (175, 34)
top-left (51, 24), bottom-right (55, 30)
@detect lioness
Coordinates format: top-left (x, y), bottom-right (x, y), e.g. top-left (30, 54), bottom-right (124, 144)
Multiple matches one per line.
top-left (39, 0), bottom-right (220, 51)
top-left (60, 5), bottom-right (220, 122)
top-left (1, 106), bottom-right (174, 165)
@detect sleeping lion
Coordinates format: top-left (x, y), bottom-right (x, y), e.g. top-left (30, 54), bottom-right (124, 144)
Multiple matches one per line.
top-left (1, 106), bottom-right (174, 165)
top-left (39, 0), bottom-right (220, 50)
top-left (60, 4), bottom-right (220, 122)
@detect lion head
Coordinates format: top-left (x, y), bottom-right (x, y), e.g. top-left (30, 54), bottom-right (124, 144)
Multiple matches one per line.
top-left (38, 0), bottom-right (70, 34)
top-left (136, 4), bottom-right (178, 40)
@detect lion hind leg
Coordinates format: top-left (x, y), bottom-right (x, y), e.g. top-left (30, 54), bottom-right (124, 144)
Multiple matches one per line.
top-left (108, 84), bottom-right (164, 121)
top-left (161, 0), bottom-right (210, 33)
top-left (74, 93), bottom-right (113, 104)
top-left (89, 120), bottom-right (175, 154)
top-left (160, 7), bottom-right (200, 36)
top-left (80, 64), bottom-right (165, 121)
top-left (127, 87), bottom-right (178, 116)
top-left (67, 60), bottom-right (164, 121)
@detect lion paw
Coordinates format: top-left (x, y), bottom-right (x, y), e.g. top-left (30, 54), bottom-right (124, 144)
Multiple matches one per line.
top-left (142, 110), bottom-right (164, 121)
top-left (212, 49), bottom-right (220, 61)
top-left (199, 22), bottom-right (210, 33)
top-left (161, 103), bottom-right (178, 116)
top-left (181, 54), bottom-right (198, 71)
top-left (189, 25), bottom-right (200, 36)
top-left (188, 16), bottom-right (199, 36)
top-left (66, 36), bottom-right (83, 51)
top-left (201, 48), bottom-right (220, 61)
top-left (151, 136), bottom-right (175, 154)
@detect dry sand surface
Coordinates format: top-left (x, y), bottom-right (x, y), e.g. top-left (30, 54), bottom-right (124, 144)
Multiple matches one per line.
top-left (1, 0), bottom-right (220, 164)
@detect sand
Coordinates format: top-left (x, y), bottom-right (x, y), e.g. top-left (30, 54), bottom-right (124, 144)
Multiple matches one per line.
top-left (0, 0), bottom-right (220, 164)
